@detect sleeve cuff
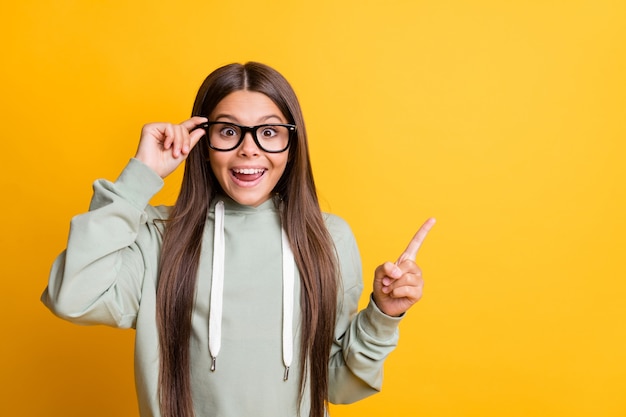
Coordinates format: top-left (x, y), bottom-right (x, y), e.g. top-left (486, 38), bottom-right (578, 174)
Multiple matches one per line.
top-left (114, 158), bottom-right (164, 210)
top-left (360, 294), bottom-right (403, 341)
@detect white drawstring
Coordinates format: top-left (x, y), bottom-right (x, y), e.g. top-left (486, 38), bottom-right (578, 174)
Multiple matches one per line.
top-left (281, 228), bottom-right (294, 380)
top-left (209, 201), bottom-right (225, 372)
top-left (208, 201), bottom-right (295, 380)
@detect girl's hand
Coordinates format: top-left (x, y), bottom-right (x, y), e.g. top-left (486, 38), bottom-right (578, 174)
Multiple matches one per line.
top-left (134, 116), bottom-right (208, 178)
top-left (372, 218), bottom-right (436, 317)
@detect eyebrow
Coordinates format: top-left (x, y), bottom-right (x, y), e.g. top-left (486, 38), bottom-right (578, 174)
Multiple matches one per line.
top-left (211, 114), bottom-right (285, 124)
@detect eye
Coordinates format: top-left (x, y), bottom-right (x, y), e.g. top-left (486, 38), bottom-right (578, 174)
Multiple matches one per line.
top-left (260, 127), bottom-right (279, 138)
top-left (219, 125), bottom-right (239, 138)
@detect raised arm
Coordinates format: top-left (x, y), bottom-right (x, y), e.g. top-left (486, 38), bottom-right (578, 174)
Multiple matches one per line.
top-left (42, 117), bottom-right (207, 327)
top-left (328, 216), bottom-right (436, 403)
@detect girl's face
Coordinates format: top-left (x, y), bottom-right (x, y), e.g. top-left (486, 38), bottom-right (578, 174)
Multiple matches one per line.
top-left (208, 90), bottom-right (290, 207)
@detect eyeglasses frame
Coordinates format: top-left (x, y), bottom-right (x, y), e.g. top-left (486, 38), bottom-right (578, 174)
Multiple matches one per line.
top-left (193, 121), bottom-right (297, 153)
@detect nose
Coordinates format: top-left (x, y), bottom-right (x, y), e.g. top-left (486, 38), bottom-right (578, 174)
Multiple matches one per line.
top-left (238, 130), bottom-right (261, 156)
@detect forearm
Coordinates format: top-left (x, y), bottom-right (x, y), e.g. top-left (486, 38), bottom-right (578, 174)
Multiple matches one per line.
top-left (42, 159), bottom-right (165, 327)
top-left (328, 296), bottom-right (401, 403)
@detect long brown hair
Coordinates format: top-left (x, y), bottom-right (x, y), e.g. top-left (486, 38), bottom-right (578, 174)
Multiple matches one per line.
top-left (156, 62), bottom-right (338, 417)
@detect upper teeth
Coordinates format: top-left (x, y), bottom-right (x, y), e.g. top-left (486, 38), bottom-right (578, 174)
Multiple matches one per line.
top-left (234, 168), bottom-right (264, 174)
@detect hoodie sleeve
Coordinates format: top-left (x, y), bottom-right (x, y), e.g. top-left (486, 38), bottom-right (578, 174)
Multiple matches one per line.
top-left (41, 158), bottom-right (166, 329)
top-left (325, 214), bottom-right (402, 404)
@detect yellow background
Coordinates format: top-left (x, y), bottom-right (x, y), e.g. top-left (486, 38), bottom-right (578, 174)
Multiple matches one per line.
top-left (2, 1), bottom-right (625, 416)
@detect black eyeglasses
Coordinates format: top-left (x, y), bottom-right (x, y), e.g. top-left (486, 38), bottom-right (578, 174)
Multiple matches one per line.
top-left (193, 121), bottom-right (296, 153)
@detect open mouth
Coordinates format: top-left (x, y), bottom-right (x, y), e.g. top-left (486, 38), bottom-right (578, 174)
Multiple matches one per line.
top-left (230, 168), bottom-right (267, 185)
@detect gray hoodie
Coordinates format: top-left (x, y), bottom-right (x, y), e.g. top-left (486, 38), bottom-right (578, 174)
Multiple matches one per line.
top-left (42, 158), bottom-right (402, 417)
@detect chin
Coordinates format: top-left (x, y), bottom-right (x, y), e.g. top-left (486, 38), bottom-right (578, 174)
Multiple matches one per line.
top-left (228, 192), bottom-right (271, 207)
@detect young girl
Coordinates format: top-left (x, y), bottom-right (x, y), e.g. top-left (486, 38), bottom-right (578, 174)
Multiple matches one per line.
top-left (42, 62), bottom-right (435, 417)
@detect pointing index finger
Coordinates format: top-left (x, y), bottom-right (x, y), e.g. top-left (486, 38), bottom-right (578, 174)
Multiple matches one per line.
top-left (396, 217), bottom-right (436, 265)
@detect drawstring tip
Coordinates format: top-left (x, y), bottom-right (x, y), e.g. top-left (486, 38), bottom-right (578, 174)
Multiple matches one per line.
top-left (283, 366), bottom-right (290, 381)
top-left (211, 357), bottom-right (217, 372)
